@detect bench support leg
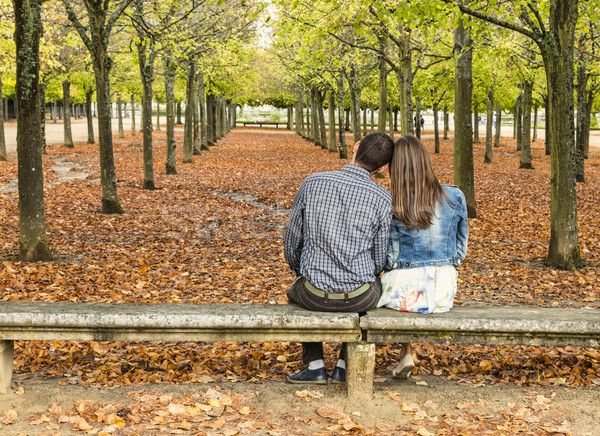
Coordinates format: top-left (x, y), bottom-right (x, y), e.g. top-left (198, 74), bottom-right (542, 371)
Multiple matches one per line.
top-left (346, 342), bottom-right (375, 401)
top-left (0, 340), bottom-right (14, 394)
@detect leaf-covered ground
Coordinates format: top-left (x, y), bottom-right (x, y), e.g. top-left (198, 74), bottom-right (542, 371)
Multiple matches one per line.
top-left (0, 125), bottom-right (599, 434)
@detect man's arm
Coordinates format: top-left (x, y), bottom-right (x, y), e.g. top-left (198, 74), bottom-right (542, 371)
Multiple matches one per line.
top-left (284, 182), bottom-right (307, 275)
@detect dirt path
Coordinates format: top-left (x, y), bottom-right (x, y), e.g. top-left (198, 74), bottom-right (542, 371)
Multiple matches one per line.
top-left (1, 375), bottom-right (598, 435)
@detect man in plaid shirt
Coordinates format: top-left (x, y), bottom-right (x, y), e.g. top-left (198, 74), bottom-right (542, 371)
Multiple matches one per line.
top-left (284, 132), bottom-right (394, 384)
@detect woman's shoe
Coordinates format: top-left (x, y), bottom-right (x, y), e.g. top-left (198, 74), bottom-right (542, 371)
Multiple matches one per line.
top-left (392, 354), bottom-right (415, 379)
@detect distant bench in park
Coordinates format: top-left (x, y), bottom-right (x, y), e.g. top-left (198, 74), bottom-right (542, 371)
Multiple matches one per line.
top-left (238, 121), bottom-right (286, 128)
top-left (0, 302), bottom-right (598, 399)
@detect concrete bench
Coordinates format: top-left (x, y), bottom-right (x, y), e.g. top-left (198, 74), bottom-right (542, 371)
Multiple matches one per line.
top-left (361, 306), bottom-right (600, 347)
top-left (1, 302), bottom-right (598, 399)
top-left (0, 302), bottom-right (372, 399)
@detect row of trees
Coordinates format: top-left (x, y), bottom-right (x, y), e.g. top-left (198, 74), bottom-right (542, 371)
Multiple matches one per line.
top-left (6, 0), bottom-right (265, 261)
top-left (263, 0), bottom-right (600, 271)
top-left (4, 0), bottom-right (598, 271)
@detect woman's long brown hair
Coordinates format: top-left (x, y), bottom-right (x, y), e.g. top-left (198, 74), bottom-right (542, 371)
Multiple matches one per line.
top-left (389, 135), bottom-right (445, 229)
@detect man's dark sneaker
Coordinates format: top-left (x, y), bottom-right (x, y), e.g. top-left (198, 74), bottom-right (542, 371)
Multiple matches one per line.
top-left (330, 366), bottom-right (346, 383)
top-left (287, 367), bottom-right (328, 384)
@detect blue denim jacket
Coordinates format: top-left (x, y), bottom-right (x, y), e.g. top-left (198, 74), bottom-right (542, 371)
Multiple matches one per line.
top-left (384, 185), bottom-right (468, 270)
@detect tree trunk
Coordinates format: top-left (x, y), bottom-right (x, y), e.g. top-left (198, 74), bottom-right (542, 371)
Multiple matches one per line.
top-left (193, 87), bottom-right (200, 155)
top-left (337, 73), bottom-right (347, 159)
top-left (378, 39), bottom-right (387, 132)
top-left (14, 0), bottom-right (52, 260)
top-left (207, 92), bottom-right (217, 146)
top-left (473, 105), bottom-right (480, 143)
top-left (137, 39), bottom-right (155, 189)
top-left (89, 16), bottom-right (123, 213)
top-left (310, 88), bottom-right (319, 145)
top-left (62, 80), bottom-right (73, 147)
top-left (183, 62), bottom-right (195, 163)
top-left (453, 11), bottom-right (477, 218)
top-left (344, 108), bottom-right (351, 131)
top-left (389, 105), bottom-right (394, 140)
top-left (516, 94), bottom-right (522, 151)
top-left (287, 105), bottom-right (292, 130)
top-left (544, 95), bottom-right (551, 155)
top-left (433, 102), bottom-right (440, 153)
top-left (198, 72), bottom-right (208, 151)
top-left (176, 101), bottom-right (182, 125)
top-left (532, 102), bottom-right (538, 142)
top-left (348, 67), bottom-right (361, 143)
top-left (362, 106), bottom-right (367, 135)
top-left (542, 0), bottom-right (581, 269)
top-left (443, 103), bottom-right (449, 140)
top-left (131, 93), bottom-right (136, 135)
top-left (415, 97), bottom-right (422, 138)
top-left (520, 81), bottom-right (533, 169)
top-left (484, 87), bottom-right (493, 163)
top-left (39, 83), bottom-right (46, 154)
top-left (117, 94), bottom-right (124, 138)
top-left (397, 31), bottom-right (414, 135)
top-left (0, 75), bottom-right (6, 161)
top-left (85, 90), bottom-right (94, 144)
top-left (494, 102), bottom-right (501, 147)
top-left (52, 99), bottom-right (57, 123)
top-left (165, 57), bottom-right (177, 174)
top-left (583, 92), bottom-right (593, 159)
top-left (328, 90), bottom-right (336, 153)
top-left (155, 97), bottom-right (160, 130)
top-left (317, 90), bottom-right (327, 149)
top-left (305, 94), bottom-right (311, 139)
top-left (575, 61), bottom-right (587, 182)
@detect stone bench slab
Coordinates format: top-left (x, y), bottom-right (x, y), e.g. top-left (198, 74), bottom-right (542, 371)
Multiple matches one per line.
top-left (0, 302), bottom-right (361, 343)
top-left (362, 306), bottom-right (600, 347)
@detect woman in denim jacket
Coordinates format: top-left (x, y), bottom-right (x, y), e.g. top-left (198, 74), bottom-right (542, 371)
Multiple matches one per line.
top-left (377, 135), bottom-right (468, 378)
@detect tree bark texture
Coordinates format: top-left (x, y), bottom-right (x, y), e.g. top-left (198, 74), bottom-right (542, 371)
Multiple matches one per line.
top-left (453, 12), bottom-right (477, 218)
top-left (544, 95), bottom-right (551, 155)
top-left (117, 94), bottom-right (124, 138)
top-left (337, 73), bottom-right (347, 159)
top-left (317, 90), bottom-right (327, 149)
top-left (14, 0), bottom-right (52, 261)
top-left (131, 93), bottom-right (135, 135)
top-left (0, 75), bottom-right (6, 161)
top-left (473, 105), bottom-right (480, 143)
top-left (415, 97), bottom-right (422, 139)
top-left (378, 39), bottom-right (387, 132)
top-left (575, 61), bottom-right (588, 182)
top-left (62, 81), bottom-right (73, 147)
top-left (533, 102), bottom-right (538, 142)
top-left (516, 94), bottom-right (522, 151)
top-left (155, 97), bottom-right (160, 131)
top-left (520, 81), bottom-right (533, 169)
top-left (541, 0), bottom-right (581, 269)
top-left (39, 83), bottom-right (46, 154)
top-left (183, 62), bottom-right (195, 163)
top-left (137, 39), bottom-right (155, 189)
top-left (348, 67), bottom-right (361, 143)
top-left (86, 90), bottom-right (94, 144)
top-left (192, 88), bottom-right (200, 155)
top-left (165, 58), bottom-right (177, 174)
top-left (328, 91), bottom-right (336, 153)
top-left (433, 102), bottom-right (440, 153)
top-left (198, 72), bottom-right (208, 151)
top-left (494, 102), bottom-right (501, 147)
top-left (362, 106), bottom-right (367, 135)
top-left (443, 104), bottom-right (449, 140)
top-left (484, 87), bottom-right (493, 163)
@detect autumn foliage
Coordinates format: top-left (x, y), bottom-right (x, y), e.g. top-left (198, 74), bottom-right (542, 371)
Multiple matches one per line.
top-left (0, 125), bottom-right (599, 434)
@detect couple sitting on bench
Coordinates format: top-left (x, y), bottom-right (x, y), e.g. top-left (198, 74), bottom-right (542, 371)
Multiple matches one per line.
top-left (284, 132), bottom-right (469, 384)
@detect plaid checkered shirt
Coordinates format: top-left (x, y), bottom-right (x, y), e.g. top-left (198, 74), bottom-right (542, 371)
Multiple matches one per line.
top-left (284, 164), bottom-right (392, 293)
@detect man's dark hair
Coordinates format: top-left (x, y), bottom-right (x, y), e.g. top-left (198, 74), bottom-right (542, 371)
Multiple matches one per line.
top-left (355, 132), bottom-right (394, 172)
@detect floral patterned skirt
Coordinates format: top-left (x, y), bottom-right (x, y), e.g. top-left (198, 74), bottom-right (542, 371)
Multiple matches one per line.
top-left (378, 265), bottom-right (457, 314)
